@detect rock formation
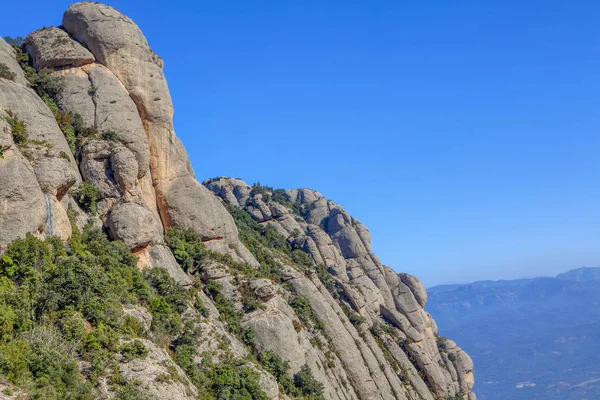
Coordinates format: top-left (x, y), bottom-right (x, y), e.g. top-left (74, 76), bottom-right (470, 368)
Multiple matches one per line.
top-left (0, 3), bottom-right (474, 399)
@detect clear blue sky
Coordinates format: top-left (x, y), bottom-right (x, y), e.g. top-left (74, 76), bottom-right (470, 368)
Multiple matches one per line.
top-left (3, 1), bottom-right (600, 286)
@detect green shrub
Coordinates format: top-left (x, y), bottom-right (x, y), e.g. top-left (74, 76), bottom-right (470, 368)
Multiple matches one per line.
top-left (0, 340), bottom-right (30, 385)
top-left (348, 311), bottom-right (365, 326)
top-left (436, 334), bottom-right (447, 353)
top-left (294, 364), bottom-right (325, 398)
top-left (148, 296), bottom-right (182, 336)
top-left (174, 343), bottom-right (269, 399)
top-left (143, 268), bottom-right (188, 314)
top-left (289, 295), bottom-right (321, 329)
top-left (102, 130), bottom-right (118, 141)
top-left (0, 63), bottom-right (14, 81)
top-left (193, 294), bottom-right (209, 318)
top-left (116, 383), bottom-right (151, 400)
top-left (214, 294), bottom-right (242, 335)
top-left (203, 361), bottom-right (269, 400)
top-left (119, 340), bottom-right (148, 361)
top-left (3, 110), bottom-right (27, 145)
top-left (166, 227), bottom-right (207, 273)
top-left (72, 182), bottom-right (98, 214)
top-left (258, 351), bottom-right (300, 396)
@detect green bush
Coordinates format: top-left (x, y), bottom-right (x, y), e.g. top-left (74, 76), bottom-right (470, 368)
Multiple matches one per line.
top-left (72, 182), bottom-right (98, 214)
top-left (119, 340), bottom-right (148, 361)
top-left (0, 225), bottom-right (156, 395)
top-left (294, 364), bottom-right (325, 398)
top-left (258, 351), bottom-right (300, 396)
top-left (174, 343), bottom-right (269, 399)
top-left (0, 63), bottom-right (14, 81)
top-left (116, 383), bottom-right (151, 400)
top-left (148, 296), bottom-right (182, 336)
top-left (165, 228), bottom-right (207, 273)
top-left (289, 295), bottom-right (322, 329)
top-left (3, 110), bottom-right (27, 145)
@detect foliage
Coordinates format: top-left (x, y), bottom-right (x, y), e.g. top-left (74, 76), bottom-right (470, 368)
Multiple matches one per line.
top-left (258, 351), bottom-right (300, 396)
top-left (119, 340), bottom-right (148, 361)
top-left (3, 110), bottom-right (27, 145)
top-left (224, 204), bottom-right (287, 281)
top-left (205, 281), bottom-right (242, 335)
top-left (71, 182), bottom-right (98, 214)
top-left (289, 295), bottom-right (322, 330)
top-left (115, 383), bottom-right (151, 400)
top-left (294, 364), bottom-right (325, 399)
top-left (436, 334), bottom-right (447, 353)
top-left (165, 228), bottom-right (207, 273)
top-left (0, 63), bottom-right (14, 81)
top-left (0, 226), bottom-right (155, 397)
top-left (347, 310), bottom-right (365, 326)
top-left (174, 344), bottom-right (269, 399)
top-left (203, 361), bottom-right (268, 400)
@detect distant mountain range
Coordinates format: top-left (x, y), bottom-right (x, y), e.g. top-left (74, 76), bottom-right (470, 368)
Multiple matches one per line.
top-left (427, 267), bottom-right (600, 400)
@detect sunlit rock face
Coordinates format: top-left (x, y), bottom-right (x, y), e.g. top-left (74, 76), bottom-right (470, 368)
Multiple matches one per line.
top-left (0, 3), bottom-right (475, 398)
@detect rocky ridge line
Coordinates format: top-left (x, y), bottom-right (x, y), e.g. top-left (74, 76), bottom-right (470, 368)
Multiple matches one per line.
top-left (0, 3), bottom-right (474, 399)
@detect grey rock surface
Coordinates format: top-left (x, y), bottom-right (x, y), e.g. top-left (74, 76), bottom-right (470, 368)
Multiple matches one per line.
top-left (62, 2), bottom-right (257, 266)
top-left (25, 27), bottom-right (94, 70)
top-left (107, 202), bottom-right (162, 250)
top-left (0, 5), bottom-right (476, 399)
top-left (207, 178), bottom-right (476, 400)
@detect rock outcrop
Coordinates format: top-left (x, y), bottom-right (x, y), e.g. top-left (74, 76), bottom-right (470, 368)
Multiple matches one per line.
top-left (205, 178), bottom-right (476, 400)
top-left (0, 3), bottom-right (474, 399)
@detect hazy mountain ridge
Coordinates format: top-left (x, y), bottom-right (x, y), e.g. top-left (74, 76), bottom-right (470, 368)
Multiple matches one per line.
top-left (427, 267), bottom-right (600, 400)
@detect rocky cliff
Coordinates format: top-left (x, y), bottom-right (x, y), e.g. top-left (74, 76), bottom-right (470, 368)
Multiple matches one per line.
top-left (0, 3), bottom-right (474, 399)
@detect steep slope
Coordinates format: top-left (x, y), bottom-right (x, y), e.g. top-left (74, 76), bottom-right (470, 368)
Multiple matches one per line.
top-left (204, 178), bottom-right (475, 400)
top-left (427, 270), bottom-right (600, 400)
top-left (0, 3), bottom-right (474, 399)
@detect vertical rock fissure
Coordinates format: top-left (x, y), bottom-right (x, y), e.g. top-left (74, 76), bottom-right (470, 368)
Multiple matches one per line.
top-left (44, 193), bottom-right (53, 236)
top-left (83, 68), bottom-right (98, 129)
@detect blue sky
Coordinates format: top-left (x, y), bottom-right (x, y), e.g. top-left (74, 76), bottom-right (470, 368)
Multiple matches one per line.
top-left (3, 1), bottom-right (600, 286)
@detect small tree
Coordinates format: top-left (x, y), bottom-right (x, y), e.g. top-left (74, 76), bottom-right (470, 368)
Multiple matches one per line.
top-left (0, 63), bottom-right (14, 81)
top-left (72, 182), bottom-right (99, 214)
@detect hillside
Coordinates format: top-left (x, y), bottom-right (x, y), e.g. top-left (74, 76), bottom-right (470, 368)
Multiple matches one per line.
top-left (427, 268), bottom-right (600, 400)
top-left (0, 3), bottom-right (474, 399)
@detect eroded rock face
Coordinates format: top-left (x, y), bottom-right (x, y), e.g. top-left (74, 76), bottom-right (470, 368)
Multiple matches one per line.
top-left (107, 202), bottom-right (162, 250)
top-left (206, 178), bottom-right (476, 400)
top-left (0, 38), bottom-right (79, 245)
top-left (2, 4), bottom-right (475, 399)
top-left (25, 27), bottom-right (94, 70)
top-left (60, 2), bottom-right (257, 266)
top-left (104, 339), bottom-right (198, 400)
top-left (0, 118), bottom-right (47, 246)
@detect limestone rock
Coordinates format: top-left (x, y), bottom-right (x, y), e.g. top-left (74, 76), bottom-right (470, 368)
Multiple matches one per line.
top-left (0, 37), bottom-right (28, 86)
top-left (123, 305), bottom-right (153, 331)
top-left (147, 244), bottom-right (193, 286)
top-left (107, 202), bottom-right (162, 250)
top-left (25, 27), bottom-right (94, 70)
top-left (111, 339), bottom-right (197, 400)
top-left (0, 134), bottom-right (47, 248)
top-left (400, 273), bottom-right (428, 307)
top-left (250, 279), bottom-right (277, 301)
top-left (62, 2), bottom-right (256, 266)
top-left (207, 178), bottom-right (476, 399)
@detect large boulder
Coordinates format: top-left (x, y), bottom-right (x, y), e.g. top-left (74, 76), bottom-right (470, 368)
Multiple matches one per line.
top-left (107, 202), bottom-right (162, 250)
top-left (25, 27), bottom-right (94, 70)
